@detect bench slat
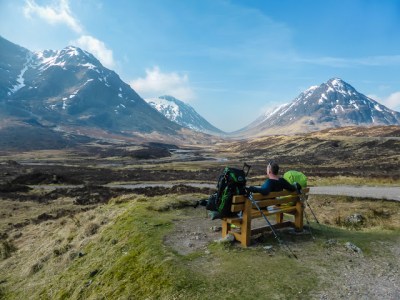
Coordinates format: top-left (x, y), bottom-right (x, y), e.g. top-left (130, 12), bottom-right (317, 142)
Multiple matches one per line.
top-left (250, 206), bottom-right (297, 218)
top-left (231, 195), bottom-right (300, 212)
top-left (232, 188), bottom-right (309, 203)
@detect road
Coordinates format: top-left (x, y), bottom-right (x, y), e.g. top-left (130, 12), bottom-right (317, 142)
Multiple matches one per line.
top-left (107, 183), bottom-right (400, 201)
top-left (32, 183), bottom-right (400, 201)
top-left (310, 185), bottom-right (400, 201)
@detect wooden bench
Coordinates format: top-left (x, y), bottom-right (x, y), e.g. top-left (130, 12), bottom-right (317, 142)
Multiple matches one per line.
top-left (222, 188), bottom-right (310, 247)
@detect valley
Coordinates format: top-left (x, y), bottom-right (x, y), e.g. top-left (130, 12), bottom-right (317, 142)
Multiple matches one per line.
top-left (0, 125), bottom-right (399, 299)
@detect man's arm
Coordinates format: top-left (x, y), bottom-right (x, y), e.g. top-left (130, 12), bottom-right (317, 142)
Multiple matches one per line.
top-left (248, 179), bottom-right (272, 195)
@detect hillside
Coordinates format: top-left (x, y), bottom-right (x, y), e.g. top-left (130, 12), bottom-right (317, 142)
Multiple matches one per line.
top-left (218, 125), bottom-right (400, 180)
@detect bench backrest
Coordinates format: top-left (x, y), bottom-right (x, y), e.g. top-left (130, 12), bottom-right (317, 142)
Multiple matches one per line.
top-left (231, 188), bottom-right (310, 213)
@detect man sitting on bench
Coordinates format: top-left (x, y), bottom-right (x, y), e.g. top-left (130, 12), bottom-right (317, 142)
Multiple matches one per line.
top-left (247, 160), bottom-right (297, 195)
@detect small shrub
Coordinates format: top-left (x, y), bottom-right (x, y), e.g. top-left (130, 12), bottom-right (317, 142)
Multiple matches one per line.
top-left (334, 213), bottom-right (342, 226)
top-left (84, 223), bottom-right (100, 236)
top-left (30, 261), bottom-right (44, 274)
top-left (30, 255), bottom-right (50, 274)
top-left (53, 244), bottom-right (72, 257)
top-left (0, 286), bottom-right (5, 299)
top-left (344, 196), bottom-right (356, 203)
top-left (0, 240), bottom-right (17, 259)
top-left (370, 208), bottom-right (391, 218)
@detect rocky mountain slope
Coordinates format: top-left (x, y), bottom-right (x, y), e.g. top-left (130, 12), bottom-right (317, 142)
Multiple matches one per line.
top-left (235, 78), bottom-right (400, 136)
top-left (0, 36), bottom-right (180, 134)
top-left (145, 95), bottom-right (224, 135)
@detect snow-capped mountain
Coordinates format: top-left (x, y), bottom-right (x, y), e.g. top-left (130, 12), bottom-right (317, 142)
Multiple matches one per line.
top-left (0, 36), bottom-right (180, 134)
top-left (236, 78), bottom-right (400, 136)
top-left (145, 95), bottom-right (224, 135)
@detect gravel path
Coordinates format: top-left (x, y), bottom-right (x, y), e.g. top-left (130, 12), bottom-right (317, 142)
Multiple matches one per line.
top-left (310, 185), bottom-right (400, 201)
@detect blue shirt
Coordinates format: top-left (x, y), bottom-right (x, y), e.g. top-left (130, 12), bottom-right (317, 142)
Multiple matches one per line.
top-left (249, 178), bottom-right (296, 195)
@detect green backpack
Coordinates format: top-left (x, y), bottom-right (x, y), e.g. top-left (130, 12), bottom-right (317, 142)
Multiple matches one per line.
top-left (283, 170), bottom-right (307, 188)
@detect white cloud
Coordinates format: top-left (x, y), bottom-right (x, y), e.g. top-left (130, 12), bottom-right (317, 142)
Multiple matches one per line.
top-left (383, 92), bottom-right (400, 111)
top-left (369, 92), bottom-right (400, 111)
top-left (130, 66), bottom-right (195, 101)
top-left (72, 35), bottom-right (115, 69)
top-left (23, 0), bottom-right (82, 33)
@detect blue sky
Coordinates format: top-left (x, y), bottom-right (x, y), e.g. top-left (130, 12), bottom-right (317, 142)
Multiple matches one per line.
top-left (1, 0), bottom-right (400, 132)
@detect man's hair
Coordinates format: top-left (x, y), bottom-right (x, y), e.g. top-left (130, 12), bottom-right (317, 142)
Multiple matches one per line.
top-left (268, 160), bottom-right (279, 175)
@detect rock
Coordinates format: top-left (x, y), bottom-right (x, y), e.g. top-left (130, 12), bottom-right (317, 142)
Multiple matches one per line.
top-left (210, 226), bottom-right (222, 232)
top-left (345, 242), bottom-right (363, 255)
top-left (89, 269), bottom-right (99, 277)
top-left (215, 233), bottom-right (235, 244)
top-left (325, 239), bottom-right (338, 246)
top-left (345, 213), bottom-right (364, 225)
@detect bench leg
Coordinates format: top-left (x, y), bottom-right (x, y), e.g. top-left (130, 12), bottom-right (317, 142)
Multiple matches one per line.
top-left (241, 200), bottom-right (252, 247)
top-left (276, 212), bottom-right (283, 224)
top-left (222, 220), bottom-right (230, 237)
top-left (294, 201), bottom-right (304, 232)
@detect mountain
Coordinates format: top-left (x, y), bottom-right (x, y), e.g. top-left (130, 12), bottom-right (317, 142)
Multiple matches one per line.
top-left (236, 78), bottom-right (400, 136)
top-left (145, 95), bottom-right (225, 135)
top-left (0, 36), bottom-right (180, 135)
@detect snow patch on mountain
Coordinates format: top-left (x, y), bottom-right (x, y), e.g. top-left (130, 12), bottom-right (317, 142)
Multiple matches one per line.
top-left (146, 95), bottom-right (224, 135)
top-left (146, 97), bottom-right (182, 122)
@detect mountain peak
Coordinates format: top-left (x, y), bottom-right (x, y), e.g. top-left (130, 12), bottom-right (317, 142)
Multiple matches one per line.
top-left (327, 77), bottom-right (345, 86)
top-left (146, 96), bottom-right (224, 135)
top-left (34, 45), bottom-right (101, 72)
top-left (235, 78), bottom-right (400, 136)
top-left (325, 77), bottom-right (357, 94)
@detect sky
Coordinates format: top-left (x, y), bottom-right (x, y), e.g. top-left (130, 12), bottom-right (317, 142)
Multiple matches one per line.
top-left (1, 0), bottom-right (400, 132)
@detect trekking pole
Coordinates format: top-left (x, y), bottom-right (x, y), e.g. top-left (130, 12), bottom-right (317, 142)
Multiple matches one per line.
top-left (248, 193), bottom-right (298, 259)
top-left (299, 190), bottom-right (336, 239)
top-left (300, 191), bottom-right (321, 225)
top-left (243, 163), bottom-right (251, 177)
top-left (303, 209), bottom-right (315, 240)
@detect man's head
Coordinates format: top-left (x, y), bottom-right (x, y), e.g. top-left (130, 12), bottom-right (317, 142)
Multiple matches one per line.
top-left (267, 160), bottom-right (279, 176)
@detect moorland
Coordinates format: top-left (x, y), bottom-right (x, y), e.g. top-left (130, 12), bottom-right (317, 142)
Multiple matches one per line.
top-left (0, 125), bottom-right (399, 299)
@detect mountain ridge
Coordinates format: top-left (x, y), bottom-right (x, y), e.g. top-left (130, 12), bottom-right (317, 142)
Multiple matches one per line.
top-left (2, 36), bottom-right (399, 145)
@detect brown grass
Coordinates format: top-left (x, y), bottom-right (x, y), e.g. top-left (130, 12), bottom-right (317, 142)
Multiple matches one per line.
top-left (307, 194), bottom-right (400, 230)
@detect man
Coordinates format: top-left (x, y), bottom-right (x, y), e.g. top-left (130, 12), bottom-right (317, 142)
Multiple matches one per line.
top-left (247, 161), bottom-right (296, 195)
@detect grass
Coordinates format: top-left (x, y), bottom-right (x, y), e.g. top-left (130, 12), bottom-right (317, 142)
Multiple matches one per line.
top-left (307, 194), bottom-right (400, 229)
top-left (0, 194), bottom-right (399, 299)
